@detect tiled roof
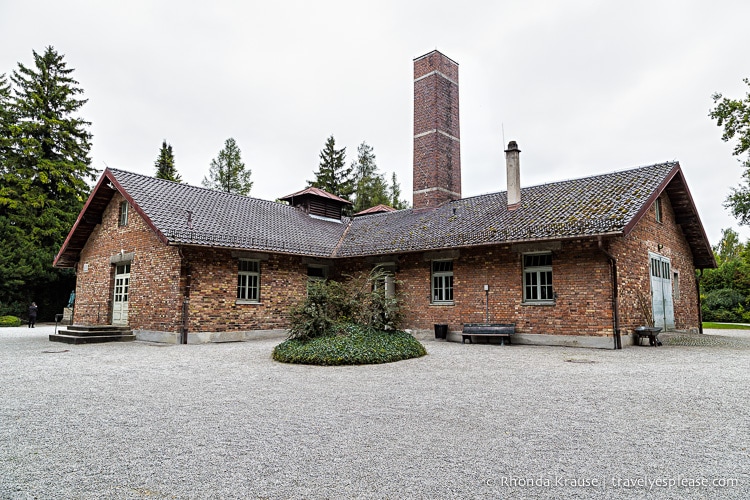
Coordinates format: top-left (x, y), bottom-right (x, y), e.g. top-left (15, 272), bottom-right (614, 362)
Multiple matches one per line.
top-left (279, 186), bottom-right (352, 204)
top-left (336, 162), bottom-right (681, 257)
top-left (109, 169), bottom-right (348, 257)
top-left (55, 161), bottom-right (715, 269)
top-left (353, 204), bottom-right (397, 216)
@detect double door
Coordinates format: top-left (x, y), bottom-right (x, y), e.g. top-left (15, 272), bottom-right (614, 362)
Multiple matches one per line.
top-left (649, 253), bottom-right (674, 330)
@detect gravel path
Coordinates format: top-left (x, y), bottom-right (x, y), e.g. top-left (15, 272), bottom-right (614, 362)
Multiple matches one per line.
top-left (1, 325), bottom-right (748, 499)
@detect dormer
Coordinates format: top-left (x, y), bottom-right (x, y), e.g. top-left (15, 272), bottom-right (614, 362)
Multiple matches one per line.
top-left (279, 187), bottom-right (352, 221)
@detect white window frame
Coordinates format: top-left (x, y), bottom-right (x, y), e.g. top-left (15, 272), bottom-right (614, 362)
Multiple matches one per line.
top-left (431, 260), bottom-right (454, 304)
top-left (523, 252), bottom-right (554, 303)
top-left (237, 259), bottom-right (260, 303)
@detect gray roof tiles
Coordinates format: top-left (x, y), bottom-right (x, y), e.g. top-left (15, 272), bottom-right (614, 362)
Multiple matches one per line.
top-left (110, 169), bottom-right (347, 257)
top-left (337, 162), bottom-right (677, 256)
top-left (98, 162), bottom-right (678, 258)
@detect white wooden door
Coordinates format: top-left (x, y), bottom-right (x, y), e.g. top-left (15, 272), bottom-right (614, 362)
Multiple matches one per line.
top-left (649, 253), bottom-right (674, 330)
top-left (112, 263), bottom-right (130, 325)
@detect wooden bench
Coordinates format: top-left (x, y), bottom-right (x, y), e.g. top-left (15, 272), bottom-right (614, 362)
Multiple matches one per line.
top-left (634, 326), bottom-right (662, 346)
top-left (462, 323), bottom-right (516, 345)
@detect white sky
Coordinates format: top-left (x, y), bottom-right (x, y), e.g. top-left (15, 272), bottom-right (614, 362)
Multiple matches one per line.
top-left (2, 0), bottom-right (749, 245)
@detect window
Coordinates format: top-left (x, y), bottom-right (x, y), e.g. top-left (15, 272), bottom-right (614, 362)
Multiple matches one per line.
top-left (306, 265), bottom-right (327, 295)
top-left (237, 260), bottom-right (260, 302)
top-left (307, 265), bottom-right (327, 282)
top-left (673, 271), bottom-right (680, 301)
top-left (523, 253), bottom-right (553, 302)
top-left (118, 201), bottom-right (129, 226)
top-left (655, 197), bottom-right (662, 223)
top-left (431, 260), bottom-right (454, 303)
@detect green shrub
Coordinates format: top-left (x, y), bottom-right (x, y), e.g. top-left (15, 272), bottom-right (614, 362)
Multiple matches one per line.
top-left (273, 324), bottom-right (426, 365)
top-left (288, 269), bottom-right (403, 341)
top-left (0, 316), bottom-right (22, 327)
top-left (702, 288), bottom-right (746, 322)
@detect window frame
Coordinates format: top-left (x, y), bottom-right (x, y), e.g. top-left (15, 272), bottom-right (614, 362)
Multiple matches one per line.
top-left (654, 197), bottom-right (662, 223)
top-left (431, 260), bottom-right (454, 304)
top-left (237, 259), bottom-right (260, 304)
top-left (118, 201), bottom-right (129, 227)
top-left (522, 252), bottom-right (554, 304)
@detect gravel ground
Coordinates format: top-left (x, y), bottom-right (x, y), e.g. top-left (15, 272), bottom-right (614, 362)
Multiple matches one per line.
top-left (1, 325), bottom-right (748, 499)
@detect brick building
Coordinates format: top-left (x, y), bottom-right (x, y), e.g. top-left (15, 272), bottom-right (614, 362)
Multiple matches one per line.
top-left (54, 50), bottom-right (715, 348)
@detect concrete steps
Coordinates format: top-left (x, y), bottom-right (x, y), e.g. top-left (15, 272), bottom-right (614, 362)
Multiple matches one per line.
top-left (49, 325), bottom-right (135, 344)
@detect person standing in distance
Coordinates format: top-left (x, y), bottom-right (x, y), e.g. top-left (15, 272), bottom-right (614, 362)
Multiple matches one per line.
top-left (28, 302), bottom-right (38, 328)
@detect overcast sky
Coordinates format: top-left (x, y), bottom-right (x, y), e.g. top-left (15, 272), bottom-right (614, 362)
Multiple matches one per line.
top-left (2, 0), bottom-right (749, 245)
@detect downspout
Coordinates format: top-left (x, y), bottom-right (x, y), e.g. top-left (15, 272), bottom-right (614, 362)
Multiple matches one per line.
top-left (598, 237), bottom-right (621, 349)
top-left (178, 246), bottom-right (191, 345)
top-left (696, 269), bottom-right (703, 334)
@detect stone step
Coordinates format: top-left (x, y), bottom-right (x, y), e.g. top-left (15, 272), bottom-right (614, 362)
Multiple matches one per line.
top-left (49, 333), bottom-right (136, 345)
top-left (65, 325), bottom-right (131, 333)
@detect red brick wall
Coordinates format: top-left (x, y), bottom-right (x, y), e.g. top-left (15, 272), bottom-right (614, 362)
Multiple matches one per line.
top-left (612, 193), bottom-right (700, 333)
top-left (377, 240), bottom-right (615, 336)
top-left (181, 247), bottom-right (308, 332)
top-left (74, 193), bottom-right (182, 331)
top-left (71, 190), bottom-right (700, 339)
top-left (338, 195), bottom-right (699, 338)
top-left (413, 50), bottom-right (461, 208)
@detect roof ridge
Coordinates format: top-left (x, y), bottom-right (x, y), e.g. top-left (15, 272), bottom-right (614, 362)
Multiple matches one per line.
top-left (454, 161), bottom-right (678, 204)
top-left (107, 167), bottom-right (290, 209)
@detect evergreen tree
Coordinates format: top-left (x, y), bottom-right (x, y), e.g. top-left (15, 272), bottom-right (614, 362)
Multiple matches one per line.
top-left (351, 141), bottom-right (389, 213)
top-left (389, 172), bottom-right (410, 210)
top-left (309, 135), bottom-right (353, 200)
top-left (0, 74), bottom-right (15, 171)
top-left (202, 138), bottom-right (252, 195)
top-left (154, 140), bottom-right (181, 182)
top-left (0, 47), bottom-right (94, 318)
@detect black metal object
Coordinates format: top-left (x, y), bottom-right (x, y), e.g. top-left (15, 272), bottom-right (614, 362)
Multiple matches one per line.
top-left (434, 324), bottom-right (448, 340)
top-left (634, 326), bottom-right (662, 346)
top-left (462, 323), bottom-right (515, 345)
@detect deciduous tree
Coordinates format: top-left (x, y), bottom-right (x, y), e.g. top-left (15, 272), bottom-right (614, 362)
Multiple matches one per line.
top-left (710, 79), bottom-right (750, 224)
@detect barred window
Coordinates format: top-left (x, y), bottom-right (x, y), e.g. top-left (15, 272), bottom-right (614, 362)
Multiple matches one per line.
top-left (523, 253), bottom-right (553, 302)
top-left (237, 260), bottom-right (260, 302)
top-left (431, 260), bottom-right (454, 304)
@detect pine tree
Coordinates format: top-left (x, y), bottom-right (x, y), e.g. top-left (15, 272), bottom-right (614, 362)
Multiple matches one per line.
top-left (0, 46), bottom-right (94, 317)
top-left (154, 140), bottom-right (181, 182)
top-left (389, 172), bottom-right (410, 210)
top-left (351, 141), bottom-right (389, 212)
top-left (0, 74), bottom-right (15, 171)
top-left (309, 135), bottom-right (353, 200)
top-left (202, 138), bottom-right (252, 195)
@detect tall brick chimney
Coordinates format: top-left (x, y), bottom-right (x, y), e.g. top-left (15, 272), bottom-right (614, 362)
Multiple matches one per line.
top-left (413, 50), bottom-right (461, 209)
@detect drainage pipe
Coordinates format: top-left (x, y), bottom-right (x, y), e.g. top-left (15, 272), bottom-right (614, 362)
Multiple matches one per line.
top-left (696, 269), bottom-right (704, 334)
top-left (598, 238), bottom-right (621, 349)
top-left (178, 246), bottom-right (191, 345)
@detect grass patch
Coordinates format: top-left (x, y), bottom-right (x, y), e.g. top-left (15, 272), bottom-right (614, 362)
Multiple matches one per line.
top-left (703, 322), bottom-right (750, 330)
top-left (0, 316), bottom-right (21, 327)
top-left (273, 324), bottom-right (426, 366)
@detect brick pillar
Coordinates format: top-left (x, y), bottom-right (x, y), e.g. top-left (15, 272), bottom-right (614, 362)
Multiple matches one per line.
top-left (413, 50), bottom-right (461, 209)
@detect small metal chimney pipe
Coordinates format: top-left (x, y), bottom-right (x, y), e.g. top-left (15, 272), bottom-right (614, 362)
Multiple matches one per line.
top-left (505, 140), bottom-right (521, 209)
